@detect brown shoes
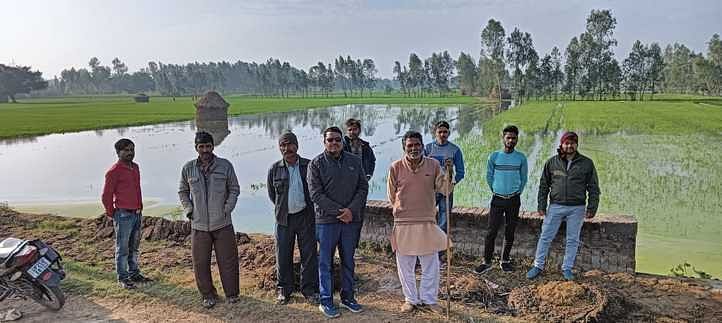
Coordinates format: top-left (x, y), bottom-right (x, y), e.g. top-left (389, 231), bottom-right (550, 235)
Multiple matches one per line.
top-left (400, 302), bottom-right (416, 313)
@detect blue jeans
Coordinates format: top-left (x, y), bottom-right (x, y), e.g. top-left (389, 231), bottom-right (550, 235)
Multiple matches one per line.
top-left (316, 222), bottom-right (361, 307)
top-left (114, 209), bottom-right (142, 281)
top-left (435, 192), bottom-right (453, 233)
top-left (532, 204), bottom-right (585, 271)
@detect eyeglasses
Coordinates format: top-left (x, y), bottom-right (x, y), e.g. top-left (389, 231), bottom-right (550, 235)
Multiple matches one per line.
top-left (326, 137), bottom-right (342, 143)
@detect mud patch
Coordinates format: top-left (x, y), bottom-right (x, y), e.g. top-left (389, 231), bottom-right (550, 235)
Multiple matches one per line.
top-left (508, 281), bottom-right (629, 322)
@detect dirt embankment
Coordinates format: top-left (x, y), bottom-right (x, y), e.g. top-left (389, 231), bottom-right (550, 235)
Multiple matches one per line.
top-left (1, 207), bottom-right (721, 322)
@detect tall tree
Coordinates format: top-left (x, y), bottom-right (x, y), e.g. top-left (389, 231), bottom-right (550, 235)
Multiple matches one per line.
top-left (623, 40), bottom-right (646, 100)
top-left (579, 9), bottom-right (618, 100)
top-left (408, 53), bottom-right (424, 96)
top-left (506, 28), bottom-right (536, 103)
top-left (550, 46), bottom-right (564, 100)
top-left (645, 43), bottom-right (664, 100)
top-left (0, 64), bottom-right (48, 102)
top-left (481, 18), bottom-right (506, 98)
top-left (662, 43), bottom-right (695, 94)
top-left (456, 52), bottom-right (478, 95)
top-left (361, 59), bottom-right (377, 97)
top-left (564, 36), bottom-right (582, 100)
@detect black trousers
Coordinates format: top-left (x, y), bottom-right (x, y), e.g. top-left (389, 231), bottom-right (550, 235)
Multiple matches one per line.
top-left (483, 195), bottom-right (521, 263)
top-left (275, 208), bottom-right (318, 297)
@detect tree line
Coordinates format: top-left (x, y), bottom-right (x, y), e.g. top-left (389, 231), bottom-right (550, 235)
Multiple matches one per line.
top-left (455, 9), bottom-right (722, 102)
top-left (30, 56), bottom-right (379, 98)
top-left (393, 51), bottom-right (456, 97)
top-left (3, 8), bottom-right (721, 102)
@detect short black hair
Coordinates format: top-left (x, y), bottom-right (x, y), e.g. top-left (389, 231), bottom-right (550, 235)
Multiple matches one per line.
top-left (434, 120), bottom-right (450, 130)
top-left (195, 131), bottom-right (214, 145)
top-left (402, 131), bottom-right (423, 148)
top-left (345, 118), bottom-right (361, 128)
top-left (503, 125), bottom-right (519, 135)
top-left (323, 126), bottom-right (343, 138)
top-left (114, 138), bottom-right (134, 153)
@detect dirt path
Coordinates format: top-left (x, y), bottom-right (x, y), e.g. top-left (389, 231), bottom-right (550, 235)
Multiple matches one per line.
top-left (1, 296), bottom-right (221, 323)
top-left (1, 207), bottom-right (721, 322)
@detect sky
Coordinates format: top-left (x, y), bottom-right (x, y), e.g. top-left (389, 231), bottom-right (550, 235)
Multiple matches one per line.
top-left (1, 0), bottom-right (720, 79)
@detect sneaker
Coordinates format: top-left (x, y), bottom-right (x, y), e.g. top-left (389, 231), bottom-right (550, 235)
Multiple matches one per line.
top-left (526, 266), bottom-right (543, 280)
top-left (340, 298), bottom-right (363, 313)
top-left (227, 295), bottom-right (240, 304)
top-left (562, 269), bottom-right (575, 281)
top-left (318, 303), bottom-right (340, 318)
top-left (117, 279), bottom-right (136, 290)
top-left (304, 293), bottom-right (320, 305)
top-left (400, 302), bottom-right (416, 313)
top-left (276, 292), bottom-right (290, 305)
top-left (472, 263), bottom-right (493, 275)
top-left (202, 296), bottom-right (217, 309)
top-left (129, 274), bottom-right (153, 284)
top-left (500, 262), bottom-right (514, 273)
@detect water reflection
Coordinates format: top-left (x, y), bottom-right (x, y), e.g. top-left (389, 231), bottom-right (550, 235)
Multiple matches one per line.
top-left (0, 104), bottom-right (492, 234)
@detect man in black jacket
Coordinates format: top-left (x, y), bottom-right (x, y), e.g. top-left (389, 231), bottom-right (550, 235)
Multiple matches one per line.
top-left (267, 131), bottom-right (319, 305)
top-left (343, 118), bottom-right (376, 250)
top-left (343, 118), bottom-right (376, 181)
top-left (308, 126), bottom-right (368, 318)
top-left (527, 131), bottom-right (601, 281)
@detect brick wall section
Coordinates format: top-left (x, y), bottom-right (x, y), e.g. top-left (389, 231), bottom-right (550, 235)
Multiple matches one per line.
top-left (362, 200), bottom-right (637, 273)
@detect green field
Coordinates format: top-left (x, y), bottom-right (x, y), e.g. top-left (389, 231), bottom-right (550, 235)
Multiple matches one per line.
top-left (0, 94), bottom-right (480, 139)
top-left (453, 96), bottom-right (722, 277)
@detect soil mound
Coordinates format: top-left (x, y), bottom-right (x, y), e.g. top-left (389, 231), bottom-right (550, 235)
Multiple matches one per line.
top-left (508, 280), bottom-right (629, 322)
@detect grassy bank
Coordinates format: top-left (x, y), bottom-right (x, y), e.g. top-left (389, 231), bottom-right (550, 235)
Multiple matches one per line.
top-left (453, 96), bottom-right (722, 277)
top-left (0, 94), bottom-right (481, 139)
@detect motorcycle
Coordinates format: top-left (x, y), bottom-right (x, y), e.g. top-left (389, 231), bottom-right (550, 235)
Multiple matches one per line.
top-left (0, 237), bottom-right (66, 310)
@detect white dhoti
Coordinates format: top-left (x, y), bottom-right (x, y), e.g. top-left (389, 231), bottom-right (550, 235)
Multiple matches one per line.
top-left (395, 252), bottom-right (440, 305)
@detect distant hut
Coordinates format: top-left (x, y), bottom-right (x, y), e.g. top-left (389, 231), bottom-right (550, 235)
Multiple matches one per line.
top-left (134, 93), bottom-right (150, 103)
top-left (195, 91), bottom-right (231, 146)
top-left (195, 91), bottom-right (229, 121)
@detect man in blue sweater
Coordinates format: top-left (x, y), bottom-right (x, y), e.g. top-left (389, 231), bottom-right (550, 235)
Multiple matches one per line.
top-left (424, 120), bottom-right (465, 233)
top-left (474, 125), bottom-right (527, 274)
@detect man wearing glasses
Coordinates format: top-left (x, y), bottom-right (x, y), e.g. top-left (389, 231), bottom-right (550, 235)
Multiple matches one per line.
top-left (307, 126), bottom-right (369, 318)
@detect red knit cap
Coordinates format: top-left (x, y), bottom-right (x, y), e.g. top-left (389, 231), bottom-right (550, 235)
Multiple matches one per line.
top-left (560, 131), bottom-right (578, 145)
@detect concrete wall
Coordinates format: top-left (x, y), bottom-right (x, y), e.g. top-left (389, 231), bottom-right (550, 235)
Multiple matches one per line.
top-left (361, 200), bottom-right (637, 273)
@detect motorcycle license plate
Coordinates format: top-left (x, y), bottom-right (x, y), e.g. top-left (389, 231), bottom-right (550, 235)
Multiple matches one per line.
top-left (27, 257), bottom-right (51, 278)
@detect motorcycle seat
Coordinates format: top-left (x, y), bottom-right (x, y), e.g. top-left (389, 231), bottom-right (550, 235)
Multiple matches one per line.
top-left (0, 238), bottom-right (27, 262)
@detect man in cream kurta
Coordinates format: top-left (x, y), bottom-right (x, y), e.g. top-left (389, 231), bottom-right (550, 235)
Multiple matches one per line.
top-left (387, 130), bottom-right (451, 313)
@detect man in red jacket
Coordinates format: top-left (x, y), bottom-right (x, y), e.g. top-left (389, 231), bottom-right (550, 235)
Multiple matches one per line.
top-left (102, 138), bottom-right (152, 289)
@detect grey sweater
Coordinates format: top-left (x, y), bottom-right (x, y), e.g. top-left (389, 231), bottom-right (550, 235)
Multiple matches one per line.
top-left (307, 151), bottom-right (369, 224)
top-left (178, 156), bottom-right (240, 231)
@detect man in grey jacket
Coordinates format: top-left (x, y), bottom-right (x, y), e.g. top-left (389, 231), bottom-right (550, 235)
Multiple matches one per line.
top-left (267, 131), bottom-right (319, 305)
top-left (179, 131), bottom-right (240, 309)
top-left (308, 126), bottom-right (368, 318)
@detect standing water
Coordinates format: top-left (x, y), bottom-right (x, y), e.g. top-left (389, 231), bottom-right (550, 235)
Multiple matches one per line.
top-left (0, 104), bottom-right (489, 233)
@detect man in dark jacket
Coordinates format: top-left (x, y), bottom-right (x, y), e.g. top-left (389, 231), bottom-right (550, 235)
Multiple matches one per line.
top-left (267, 131), bottom-right (319, 305)
top-left (179, 131), bottom-right (241, 309)
top-left (343, 118), bottom-right (376, 181)
top-left (527, 132), bottom-right (600, 281)
top-left (343, 118), bottom-right (376, 249)
top-left (308, 126), bottom-right (368, 318)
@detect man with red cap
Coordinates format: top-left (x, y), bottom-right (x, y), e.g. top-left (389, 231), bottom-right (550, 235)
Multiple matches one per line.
top-left (527, 131), bottom-right (600, 281)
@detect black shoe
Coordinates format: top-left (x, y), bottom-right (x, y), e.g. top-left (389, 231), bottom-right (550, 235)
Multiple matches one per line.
top-left (227, 295), bottom-right (240, 304)
top-left (472, 263), bottom-right (493, 275)
top-left (202, 296), bottom-right (217, 309)
top-left (304, 293), bottom-right (320, 305)
top-left (130, 274), bottom-right (153, 284)
top-left (118, 279), bottom-right (136, 290)
top-left (500, 262), bottom-right (514, 273)
top-left (276, 292), bottom-right (290, 305)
